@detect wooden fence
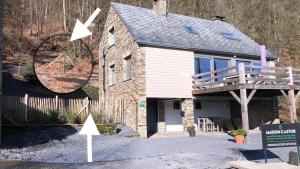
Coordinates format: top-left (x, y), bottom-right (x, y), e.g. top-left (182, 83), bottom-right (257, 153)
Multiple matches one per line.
top-left (0, 95), bottom-right (125, 125)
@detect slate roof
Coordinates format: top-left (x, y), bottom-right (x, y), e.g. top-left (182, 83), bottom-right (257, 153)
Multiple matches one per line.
top-left (111, 2), bottom-right (276, 59)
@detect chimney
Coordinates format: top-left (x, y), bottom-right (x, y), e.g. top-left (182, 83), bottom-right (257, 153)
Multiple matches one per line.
top-left (212, 15), bottom-right (226, 22)
top-left (153, 0), bottom-right (167, 18)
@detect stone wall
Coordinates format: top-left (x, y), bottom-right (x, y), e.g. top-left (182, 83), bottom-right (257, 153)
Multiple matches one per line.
top-left (181, 99), bottom-right (194, 131)
top-left (98, 6), bottom-right (147, 137)
top-left (230, 97), bottom-right (278, 129)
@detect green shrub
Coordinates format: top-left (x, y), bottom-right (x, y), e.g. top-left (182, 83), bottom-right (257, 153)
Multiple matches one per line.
top-left (187, 125), bottom-right (195, 132)
top-left (30, 110), bottom-right (62, 124)
top-left (67, 48), bottom-right (82, 61)
top-left (231, 129), bottom-right (247, 137)
top-left (62, 109), bottom-right (77, 124)
top-left (92, 113), bottom-right (103, 124)
top-left (21, 66), bottom-right (37, 83)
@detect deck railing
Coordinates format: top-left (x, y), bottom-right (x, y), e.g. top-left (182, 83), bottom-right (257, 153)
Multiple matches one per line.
top-left (192, 63), bottom-right (300, 89)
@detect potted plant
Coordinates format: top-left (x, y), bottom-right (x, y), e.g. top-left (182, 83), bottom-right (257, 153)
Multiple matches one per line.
top-left (232, 129), bottom-right (247, 144)
top-left (187, 125), bottom-right (196, 137)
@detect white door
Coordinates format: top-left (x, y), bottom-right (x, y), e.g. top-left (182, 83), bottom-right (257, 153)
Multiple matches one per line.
top-left (165, 100), bottom-right (183, 131)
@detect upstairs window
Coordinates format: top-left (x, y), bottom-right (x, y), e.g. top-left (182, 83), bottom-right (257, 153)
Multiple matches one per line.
top-left (185, 26), bottom-right (198, 34)
top-left (109, 64), bottom-right (116, 86)
top-left (221, 32), bottom-right (241, 41)
top-left (214, 58), bottom-right (229, 81)
top-left (108, 27), bottom-right (115, 47)
top-left (194, 57), bottom-right (212, 79)
top-left (123, 55), bottom-right (132, 81)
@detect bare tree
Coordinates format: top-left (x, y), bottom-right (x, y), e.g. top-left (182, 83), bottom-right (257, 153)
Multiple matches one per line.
top-left (63, 0), bottom-right (66, 33)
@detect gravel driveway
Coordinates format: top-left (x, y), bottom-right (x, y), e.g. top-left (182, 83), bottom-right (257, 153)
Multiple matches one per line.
top-left (0, 127), bottom-right (296, 169)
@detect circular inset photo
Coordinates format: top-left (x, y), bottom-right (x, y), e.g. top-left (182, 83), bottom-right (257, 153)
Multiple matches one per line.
top-left (34, 34), bottom-right (93, 94)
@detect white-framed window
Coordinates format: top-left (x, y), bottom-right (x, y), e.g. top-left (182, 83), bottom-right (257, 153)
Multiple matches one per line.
top-left (123, 55), bottom-right (132, 81)
top-left (109, 64), bottom-right (116, 86)
top-left (108, 27), bottom-right (115, 47)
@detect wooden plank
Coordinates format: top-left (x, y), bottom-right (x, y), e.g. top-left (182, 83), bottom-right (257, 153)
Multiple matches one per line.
top-left (192, 85), bottom-right (239, 95)
top-left (247, 89), bottom-right (257, 104)
top-left (193, 66), bottom-right (236, 78)
top-left (229, 91), bottom-right (241, 104)
top-left (193, 73), bottom-right (238, 83)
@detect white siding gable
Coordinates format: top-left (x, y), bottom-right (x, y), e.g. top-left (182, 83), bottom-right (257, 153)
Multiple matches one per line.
top-left (144, 47), bottom-right (194, 98)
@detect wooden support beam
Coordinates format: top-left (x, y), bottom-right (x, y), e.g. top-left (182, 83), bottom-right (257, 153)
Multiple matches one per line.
top-left (280, 90), bottom-right (289, 102)
top-left (240, 88), bottom-right (249, 132)
top-left (247, 90), bottom-right (257, 104)
top-left (288, 90), bottom-right (297, 123)
top-left (229, 91), bottom-right (240, 104)
top-left (295, 90), bottom-right (300, 102)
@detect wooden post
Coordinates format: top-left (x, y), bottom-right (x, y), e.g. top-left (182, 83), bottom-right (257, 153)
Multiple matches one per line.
top-left (238, 63), bottom-right (250, 132)
top-left (85, 97), bottom-right (89, 115)
top-left (55, 95), bottom-right (59, 113)
top-left (288, 67), bottom-right (293, 85)
top-left (288, 90), bottom-right (297, 123)
top-left (240, 89), bottom-right (249, 132)
top-left (24, 94), bottom-right (28, 123)
top-left (288, 67), bottom-right (297, 123)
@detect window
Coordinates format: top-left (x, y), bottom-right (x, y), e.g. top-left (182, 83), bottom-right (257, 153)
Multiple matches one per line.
top-left (185, 26), bottom-right (198, 34)
top-left (194, 57), bottom-right (212, 79)
top-left (214, 58), bottom-right (229, 81)
top-left (173, 101), bottom-right (180, 109)
top-left (221, 32), bottom-right (241, 41)
top-left (236, 60), bottom-right (251, 72)
top-left (195, 101), bottom-right (202, 109)
top-left (123, 55), bottom-right (132, 81)
top-left (109, 64), bottom-right (116, 86)
top-left (108, 27), bottom-right (115, 47)
top-left (253, 62), bottom-right (261, 72)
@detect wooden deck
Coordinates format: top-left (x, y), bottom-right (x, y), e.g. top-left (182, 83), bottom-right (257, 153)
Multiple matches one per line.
top-left (192, 64), bottom-right (300, 94)
top-left (192, 63), bottom-right (300, 131)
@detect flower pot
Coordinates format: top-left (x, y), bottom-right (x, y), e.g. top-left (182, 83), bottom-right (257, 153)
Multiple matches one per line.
top-left (234, 135), bottom-right (245, 144)
top-left (189, 130), bottom-right (196, 137)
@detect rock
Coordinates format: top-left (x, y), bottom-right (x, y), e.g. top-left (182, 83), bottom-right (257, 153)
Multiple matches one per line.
top-left (288, 151), bottom-right (299, 166)
top-left (117, 125), bottom-right (137, 137)
top-left (116, 123), bottom-right (126, 134)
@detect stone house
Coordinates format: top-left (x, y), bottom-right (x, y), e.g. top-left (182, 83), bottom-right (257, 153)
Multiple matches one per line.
top-left (98, 1), bottom-right (283, 138)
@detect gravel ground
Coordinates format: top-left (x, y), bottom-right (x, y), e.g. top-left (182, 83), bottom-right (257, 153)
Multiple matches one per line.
top-left (0, 127), bottom-right (296, 169)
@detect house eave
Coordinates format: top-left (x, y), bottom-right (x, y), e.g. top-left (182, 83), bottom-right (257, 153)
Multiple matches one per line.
top-left (138, 42), bottom-right (277, 61)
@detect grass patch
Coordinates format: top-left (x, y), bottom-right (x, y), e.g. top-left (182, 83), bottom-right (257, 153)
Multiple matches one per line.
top-left (97, 124), bottom-right (116, 135)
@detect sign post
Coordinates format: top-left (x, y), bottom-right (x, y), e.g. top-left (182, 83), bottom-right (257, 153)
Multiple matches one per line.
top-left (261, 123), bottom-right (300, 164)
top-left (79, 114), bottom-right (100, 162)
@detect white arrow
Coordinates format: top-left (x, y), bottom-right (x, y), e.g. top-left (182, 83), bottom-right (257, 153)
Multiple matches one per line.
top-left (70, 8), bottom-right (101, 41)
top-left (79, 114), bottom-right (100, 162)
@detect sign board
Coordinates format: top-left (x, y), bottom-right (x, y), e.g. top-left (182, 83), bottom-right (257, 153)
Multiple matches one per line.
top-left (138, 102), bottom-right (145, 110)
top-left (261, 123), bottom-right (300, 148)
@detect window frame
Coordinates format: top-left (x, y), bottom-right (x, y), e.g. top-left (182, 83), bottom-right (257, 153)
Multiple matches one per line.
top-left (194, 54), bottom-right (263, 79)
top-left (109, 64), bottom-right (116, 86)
top-left (123, 55), bottom-right (132, 81)
top-left (108, 27), bottom-right (115, 48)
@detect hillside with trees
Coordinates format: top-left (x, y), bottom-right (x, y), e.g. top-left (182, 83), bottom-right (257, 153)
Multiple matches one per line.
top-left (2, 0), bottom-right (300, 117)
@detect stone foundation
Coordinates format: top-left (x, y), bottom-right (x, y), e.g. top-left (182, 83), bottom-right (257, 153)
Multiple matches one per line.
top-left (181, 99), bottom-right (194, 131)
